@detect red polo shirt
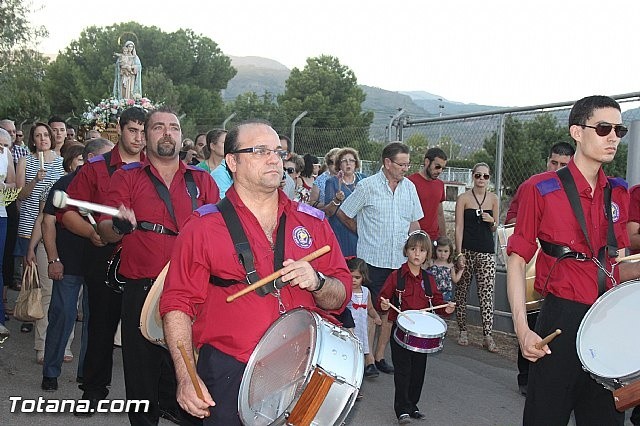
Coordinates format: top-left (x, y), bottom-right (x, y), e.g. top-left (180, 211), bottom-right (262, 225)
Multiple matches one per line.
top-left (100, 159), bottom-right (220, 279)
top-left (507, 160), bottom-right (629, 305)
top-left (407, 172), bottom-right (445, 240)
top-left (159, 186), bottom-right (352, 363)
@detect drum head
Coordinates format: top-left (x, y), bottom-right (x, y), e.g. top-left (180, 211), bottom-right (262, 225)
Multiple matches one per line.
top-left (139, 262), bottom-right (169, 348)
top-left (397, 310), bottom-right (447, 338)
top-left (577, 280), bottom-right (640, 381)
top-left (239, 309), bottom-right (317, 426)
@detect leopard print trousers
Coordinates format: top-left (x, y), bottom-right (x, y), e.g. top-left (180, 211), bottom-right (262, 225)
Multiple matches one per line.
top-left (455, 249), bottom-right (496, 336)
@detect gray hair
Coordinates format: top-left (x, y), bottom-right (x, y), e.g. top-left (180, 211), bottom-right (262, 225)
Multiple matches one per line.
top-left (0, 128), bottom-right (11, 146)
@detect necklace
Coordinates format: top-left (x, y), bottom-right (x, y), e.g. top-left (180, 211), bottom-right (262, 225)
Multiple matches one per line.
top-left (471, 189), bottom-right (487, 211)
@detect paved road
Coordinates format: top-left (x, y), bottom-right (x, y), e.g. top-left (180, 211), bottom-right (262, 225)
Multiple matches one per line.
top-left (0, 289), bottom-right (635, 425)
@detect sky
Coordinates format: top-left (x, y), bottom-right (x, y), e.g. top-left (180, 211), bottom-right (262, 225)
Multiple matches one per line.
top-left (29, 0), bottom-right (640, 108)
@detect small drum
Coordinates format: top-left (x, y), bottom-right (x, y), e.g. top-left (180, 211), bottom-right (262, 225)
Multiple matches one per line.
top-left (238, 308), bottom-right (363, 426)
top-left (393, 310), bottom-right (447, 353)
top-left (497, 224), bottom-right (543, 312)
top-left (577, 280), bottom-right (640, 392)
top-left (139, 262), bottom-right (170, 348)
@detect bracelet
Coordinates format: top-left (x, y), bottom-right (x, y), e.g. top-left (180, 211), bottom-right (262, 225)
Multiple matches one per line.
top-left (454, 253), bottom-right (464, 260)
top-left (313, 271), bottom-right (326, 292)
top-left (331, 200), bottom-right (341, 206)
top-left (48, 258), bottom-right (61, 265)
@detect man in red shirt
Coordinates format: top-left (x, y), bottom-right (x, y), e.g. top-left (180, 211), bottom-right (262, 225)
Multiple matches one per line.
top-left (160, 120), bottom-right (351, 424)
top-left (507, 95), bottom-right (640, 425)
top-left (61, 107), bottom-right (146, 409)
top-left (408, 147), bottom-right (447, 241)
top-left (98, 107), bottom-right (220, 425)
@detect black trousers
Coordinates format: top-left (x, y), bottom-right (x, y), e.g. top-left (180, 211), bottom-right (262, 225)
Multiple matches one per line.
top-left (365, 264), bottom-right (393, 303)
top-left (523, 294), bottom-right (624, 426)
top-left (197, 344), bottom-right (246, 425)
top-left (121, 278), bottom-right (199, 426)
top-left (2, 201), bottom-right (17, 286)
top-left (390, 325), bottom-right (427, 418)
top-left (79, 248), bottom-right (122, 399)
top-left (517, 310), bottom-right (539, 386)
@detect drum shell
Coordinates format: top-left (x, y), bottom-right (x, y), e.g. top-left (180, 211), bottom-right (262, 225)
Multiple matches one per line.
top-left (393, 310), bottom-right (447, 354)
top-left (238, 308), bottom-right (364, 426)
top-left (139, 262), bottom-right (169, 348)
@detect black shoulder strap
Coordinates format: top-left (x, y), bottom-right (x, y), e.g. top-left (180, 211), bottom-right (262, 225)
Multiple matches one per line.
top-left (102, 151), bottom-right (117, 177)
top-left (144, 167), bottom-right (197, 229)
top-left (215, 197), bottom-right (286, 296)
top-left (557, 167), bottom-right (594, 256)
top-left (392, 269), bottom-right (432, 308)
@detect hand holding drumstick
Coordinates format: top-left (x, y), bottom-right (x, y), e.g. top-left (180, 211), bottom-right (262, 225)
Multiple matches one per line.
top-left (380, 297), bottom-right (415, 324)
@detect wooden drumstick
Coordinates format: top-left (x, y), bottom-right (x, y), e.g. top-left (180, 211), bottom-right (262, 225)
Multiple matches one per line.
top-left (534, 329), bottom-right (562, 350)
top-left (421, 302), bottom-right (456, 312)
top-left (177, 340), bottom-right (205, 402)
top-left (382, 298), bottom-right (415, 324)
top-left (616, 252), bottom-right (640, 263)
top-left (226, 245), bottom-right (331, 302)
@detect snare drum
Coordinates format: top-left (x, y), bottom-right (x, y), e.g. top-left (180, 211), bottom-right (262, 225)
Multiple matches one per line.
top-left (577, 280), bottom-right (640, 392)
top-left (238, 308), bottom-right (363, 426)
top-left (139, 262), bottom-right (169, 348)
top-left (497, 224), bottom-right (543, 311)
top-left (393, 310), bottom-right (447, 353)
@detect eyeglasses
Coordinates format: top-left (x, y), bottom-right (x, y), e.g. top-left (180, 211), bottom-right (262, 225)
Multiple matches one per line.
top-left (285, 167), bottom-right (296, 174)
top-left (433, 164), bottom-right (443, 170)
top-left (16, 134), bottom-right (23, 137)
top-left (340, 158), bottom-right (357, 164)
top-left (474, 173), bottom-right (490, 180)
top-left (580, 123), bottom-right (628, 138)
top-left (390, 159), bottom-right (411, 169)
top-left (230, 146), bottom-right (288, 159)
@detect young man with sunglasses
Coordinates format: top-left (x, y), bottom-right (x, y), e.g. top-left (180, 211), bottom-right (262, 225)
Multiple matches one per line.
top-left (408, 147), bottom-right (448, 241)
top-left (507, 95), bottom-right (639, 425)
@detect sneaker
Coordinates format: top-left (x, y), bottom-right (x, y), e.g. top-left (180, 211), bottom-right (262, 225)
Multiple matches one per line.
top-left (398, 413), bottom-right (411, 424)
top-left (0, 324), bottom-right (9, 337)
top-left (20, 323), bottom-right (33, 333)
top-left (41, 376), bottom-right (58, 392)
top-left (483, 335), bottom-right (498, 353)
top-left (457, 330), bottom-right (469, 346)
top-left (364, 363), bottom-right (380, 378)
top-left (159, 408), bottom-right (182, 424)
top-left (410, 411), bottom-right (426, 420)
top-left (375, 359), bottom-right (395, 374)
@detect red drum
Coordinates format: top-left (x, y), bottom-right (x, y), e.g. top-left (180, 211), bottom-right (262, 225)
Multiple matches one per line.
top-left (393, 310), bottom-right (447, 353)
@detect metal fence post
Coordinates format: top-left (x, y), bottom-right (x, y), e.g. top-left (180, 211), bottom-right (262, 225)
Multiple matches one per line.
top-left (626, 119), bottom-right (640, 187)
top-left (222, 112), bottom-right (236, 130)
top-left (495, 113), bottom-right (506, 212)
top-left (291, 111), bottom-right (308, 153)
top-left (388, 109), bottom-right (404, 142)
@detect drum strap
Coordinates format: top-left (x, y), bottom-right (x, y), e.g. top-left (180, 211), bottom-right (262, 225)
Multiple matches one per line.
top-left (393, 269), bottom-right (433, 309)
top-left (556, 167), bottom-right (617, 296)
top-left (102, 151), bottom-right (117, 176)
top-left (214, 197), bottom-right (286, 296)
top-left (143, 167), bottom-right (198, 234)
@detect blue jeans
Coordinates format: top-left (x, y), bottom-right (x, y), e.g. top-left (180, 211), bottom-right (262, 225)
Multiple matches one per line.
top-left (43, 274), bottom-right (87, 378)
top-left (0, 217), bottom-right (7, 325)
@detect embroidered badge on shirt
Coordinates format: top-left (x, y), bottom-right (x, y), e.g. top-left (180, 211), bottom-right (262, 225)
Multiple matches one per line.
top-left (292, 226), bottom-right (313, 249)
top-left (609, 202), bottom-right (620, 223)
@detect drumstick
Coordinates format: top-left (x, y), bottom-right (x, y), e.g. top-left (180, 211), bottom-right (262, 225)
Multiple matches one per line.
top-left (177, 340), bottom-right (205, 402)
top-left (52, 190), bottom-right (121, 217)
top-left (421, 302), bottom-right (456, 312)
top-left (616, 252), bottom-right (640, 263)
top-left (39, 151), bottom-right (45, 170)
top-left (534, 329), bottom-right (562, 350)
top-left (382, 299), bottom-right (415, 325)
top-left (226, 245), bottom-right (331, 302)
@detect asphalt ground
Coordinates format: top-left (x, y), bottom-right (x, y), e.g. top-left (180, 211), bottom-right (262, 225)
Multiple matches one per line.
top-left (0, 287), bottom-right (636, 425)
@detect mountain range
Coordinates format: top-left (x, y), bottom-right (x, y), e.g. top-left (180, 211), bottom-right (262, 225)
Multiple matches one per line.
top-left (222, 56), bottom-right (502, 126)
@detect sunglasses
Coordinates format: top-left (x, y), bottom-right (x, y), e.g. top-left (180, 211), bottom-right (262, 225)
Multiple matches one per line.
top-left (580, 123), bottom-right (628, 138)
top-left (433, 164), bottom-right (443, 170)
top-left (285, 167), bottom-right (296, 174)
top-left (474, 173), bottom-right (490, 180)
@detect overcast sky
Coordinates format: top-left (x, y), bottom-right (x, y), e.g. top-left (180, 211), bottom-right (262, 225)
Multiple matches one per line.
top-left (31, 0), bottom-right (640, 108)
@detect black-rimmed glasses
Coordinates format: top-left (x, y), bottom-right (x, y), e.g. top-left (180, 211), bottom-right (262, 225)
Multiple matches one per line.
top-left (230, 146), bottom-right (288, 159)
top-left (580, 123), bottom-right (628, 138)
top-left (474, 173), bottom-right (490, 180)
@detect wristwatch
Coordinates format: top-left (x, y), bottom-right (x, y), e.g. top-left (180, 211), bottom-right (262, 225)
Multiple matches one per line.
top-left (313, 271), bottom-right (326, 292)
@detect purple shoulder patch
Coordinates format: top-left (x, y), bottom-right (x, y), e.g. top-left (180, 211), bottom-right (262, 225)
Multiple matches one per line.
top-left (195, 203), bottom-right (219, 216)
top-left (297, 203), bottom-right (325, 220)
top-left (536, 178), bottom-right (561, 196)
top-left (88, 154), bottom-right (105, 164)
top-left (608, 177), bottom-right (628, 190)
top-left (121, 162), bottom-right (142, 171)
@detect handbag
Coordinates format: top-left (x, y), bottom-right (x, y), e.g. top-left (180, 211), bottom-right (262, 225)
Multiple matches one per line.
top-left (13, 261), bottom-right (45, 322)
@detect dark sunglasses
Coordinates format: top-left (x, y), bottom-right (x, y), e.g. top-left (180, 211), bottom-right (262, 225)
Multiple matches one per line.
top-left (285, 167), bottom-right (296, 174)
top-left (474, 173), bottom-right (490, 180)
top-left (580, 123), bottom-right (628, 138)
top-left (433, 164), bottom-right (443, 170)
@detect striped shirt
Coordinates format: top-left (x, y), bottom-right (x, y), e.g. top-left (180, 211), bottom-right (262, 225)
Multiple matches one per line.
top-left (340, 169), bottom-right (423, 269)
top-left (17, 154), bottom-right (64, 238)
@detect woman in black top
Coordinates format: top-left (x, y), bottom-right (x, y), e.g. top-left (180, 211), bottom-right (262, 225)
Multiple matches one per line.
top-left (454, 162), bottom-right (499, 352)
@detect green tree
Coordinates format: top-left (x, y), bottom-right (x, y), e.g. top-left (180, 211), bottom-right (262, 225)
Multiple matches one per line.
top-left (44, 22), bottom-right (236, 126)
top-left (277, 55), bottom-right (373, 153)
top-left (405, 133), bottom-right (429, 165)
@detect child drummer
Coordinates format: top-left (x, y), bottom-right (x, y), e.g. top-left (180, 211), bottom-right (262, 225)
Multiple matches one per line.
top-left (378, 230), bottom-right (455, 424)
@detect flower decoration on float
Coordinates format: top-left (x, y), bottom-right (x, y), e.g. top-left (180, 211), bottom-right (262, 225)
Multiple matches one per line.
top-left (80, 94), bottom-right (159, 133)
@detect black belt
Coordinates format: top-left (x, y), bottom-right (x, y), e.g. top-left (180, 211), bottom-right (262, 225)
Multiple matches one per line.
top-left (539, 239), bottom-right (588, 261)
top-left (137, 221), bottom-right (178, 236)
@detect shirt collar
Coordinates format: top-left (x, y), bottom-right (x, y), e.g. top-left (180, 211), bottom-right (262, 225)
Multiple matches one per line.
top-left (566, 159), bottom-right (608, 196)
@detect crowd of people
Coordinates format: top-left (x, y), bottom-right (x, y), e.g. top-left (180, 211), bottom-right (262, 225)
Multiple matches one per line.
top-left (0, 93), bottom-right (638, 426)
